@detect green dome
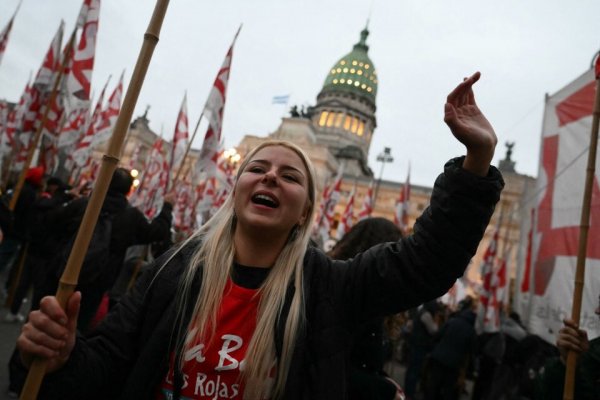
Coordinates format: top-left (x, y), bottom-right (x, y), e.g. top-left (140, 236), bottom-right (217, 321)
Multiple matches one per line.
top-left (322, 27), bottom-right (378, 103)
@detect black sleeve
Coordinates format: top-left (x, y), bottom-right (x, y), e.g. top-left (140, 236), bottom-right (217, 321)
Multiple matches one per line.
top-left (319, 157), bottom-right (504, 326)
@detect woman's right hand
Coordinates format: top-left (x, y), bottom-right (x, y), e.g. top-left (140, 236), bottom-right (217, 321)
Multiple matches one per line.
top-left (16, 292), bottom-right (81, 373)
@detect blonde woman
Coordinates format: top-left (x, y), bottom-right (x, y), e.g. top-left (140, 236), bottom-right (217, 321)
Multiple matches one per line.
top-left (17, 72), bottom-right (503, 400)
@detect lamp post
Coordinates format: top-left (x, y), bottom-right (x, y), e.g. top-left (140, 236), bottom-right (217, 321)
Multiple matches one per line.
top-left (373, 147), bottom-right (393, 210)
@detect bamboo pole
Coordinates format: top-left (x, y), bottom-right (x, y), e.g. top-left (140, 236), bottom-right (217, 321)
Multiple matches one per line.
top-left (562, 57), bottom-right (600, 400)
top-left (8, 29), bottom-right (76, 212)
top-left (19, 1), bottom-right (170, 398)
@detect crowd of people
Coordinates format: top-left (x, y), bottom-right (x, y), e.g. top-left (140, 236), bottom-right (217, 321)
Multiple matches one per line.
top-left (0, 72), bottom-right (596, 399)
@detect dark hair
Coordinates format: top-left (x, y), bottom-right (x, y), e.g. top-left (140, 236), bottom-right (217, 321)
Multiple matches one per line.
top-left (328, 217), bottom-right (402, 259)
top-left (108, 167), bottom-right (133, 195)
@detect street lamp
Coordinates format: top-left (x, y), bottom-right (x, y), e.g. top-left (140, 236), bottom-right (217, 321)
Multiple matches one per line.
top-left (373, 147), bottom-right (393, 210)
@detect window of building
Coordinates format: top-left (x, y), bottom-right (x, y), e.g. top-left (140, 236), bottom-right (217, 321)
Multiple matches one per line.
top-left (351, 117), bottom-right (359, 133)
top-left (334, 112), bottom-right (344, 127)
top-left (344, 115), bottom-right (352, 130)
top-left (357, 120), bottom-right (365, 136)
top-left (326, 112), bottom-right (335, 127)
top-left (319, 111), bottom-right (329, 127)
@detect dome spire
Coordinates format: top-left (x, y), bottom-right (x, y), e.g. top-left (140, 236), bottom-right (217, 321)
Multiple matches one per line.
top-left (354, 21), bottom-right (370, 52)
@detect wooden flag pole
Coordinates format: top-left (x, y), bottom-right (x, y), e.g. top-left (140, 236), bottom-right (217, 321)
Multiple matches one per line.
top-left (19, 1), bottom-right (170, 398)
top-left (8, 29), bottom-right (76, 212)
top-left (563, 54), bottom-right (600, 400)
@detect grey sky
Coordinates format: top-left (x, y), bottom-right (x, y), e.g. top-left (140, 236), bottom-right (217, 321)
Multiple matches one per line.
top-left (1, 0), bottom-right (599, 187)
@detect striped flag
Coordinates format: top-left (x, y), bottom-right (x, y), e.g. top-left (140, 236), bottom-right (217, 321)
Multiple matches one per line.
top-left (195, 27), bottom-right (241, 179)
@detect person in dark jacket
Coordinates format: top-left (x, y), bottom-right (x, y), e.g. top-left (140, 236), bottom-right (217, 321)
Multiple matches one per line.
top-left (35, 167), bottom-right (175, 331)
top-left (424, 307), bottom-right (477, 400)
top-left (18, 72), bottom-right (503, 399)
top-left (328, 217), bottom-right (405, 400)
top-left (404, 299), bottom-right (443, 398)
top-left (0, 166), bottom-right (43, 301)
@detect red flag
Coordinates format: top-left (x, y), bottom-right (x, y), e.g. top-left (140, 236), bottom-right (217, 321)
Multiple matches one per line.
top-left (336, 185), bottom-right (356, 240)
top-left (357, 179), bottom-right (374, 221)
top-left (170, 93), bottom-right (189, 177)
top-left (93, 71), bottom-right (123, 146)
top-left (72, 77), bottom-right (109, 167)
top-left (313, 164), bottom-right (345, 244)
top-left (64, 0), bottom-right (100, 105)
top-left (476, 226), bottom-right (503, 333)
top-left (195, 27), bottom-right (241, 177)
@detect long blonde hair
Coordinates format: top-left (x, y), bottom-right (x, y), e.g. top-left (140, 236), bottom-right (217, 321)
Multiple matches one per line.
top-left (169, 140), bottom-right (317, 399)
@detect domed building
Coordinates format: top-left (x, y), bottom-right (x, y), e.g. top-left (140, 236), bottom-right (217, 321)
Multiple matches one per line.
top-left (310, 26), bottom-right (378, 177)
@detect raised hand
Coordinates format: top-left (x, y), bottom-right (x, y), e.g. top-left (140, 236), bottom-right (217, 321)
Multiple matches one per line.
top-left (17, 292), bottom-right (81, 373)
top-left (444, 72), bottom-right (497, 176)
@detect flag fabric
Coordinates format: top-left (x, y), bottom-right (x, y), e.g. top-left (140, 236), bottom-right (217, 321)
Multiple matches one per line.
top-left (64, 0), bottom-right (100, 108)
top-left (336, 184), bottom-right (355, 240)
top-left (93, 71), bottom-right (123, 146)
top-left (358, 179), bottom-right (374, 221)
top-left (0, 100), bottom-right (9, 170)
top-left (195, 28), bottom-right (240, 178)
top-left (394, 165), bottom-right (411, 234)
top-left (72, 77), bottom-right (108, 168)
top-left (0, 1), bottom-right (21, 66)
top-left (169, 93), bottom-right (189, 181)
top-left (271, 95), bottom-right (290, 105)
top-left (528, 67), bottom-right (600, 342)
top-left (476, 227), bottom-right (501, 333)
top-left (174, 179), bottom-right (194, 234)
top-left (135, 138), bottom-right (169, 219)
top-left (313, 164), bottom-right (345, 245)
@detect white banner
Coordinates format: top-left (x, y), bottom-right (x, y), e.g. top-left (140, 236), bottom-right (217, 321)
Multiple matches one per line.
top-left (529, 68), bottom-right (600, 343)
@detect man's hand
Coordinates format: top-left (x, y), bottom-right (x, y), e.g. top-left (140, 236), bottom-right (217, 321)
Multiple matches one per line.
top-left (557, 318), bottom-right (590, 364)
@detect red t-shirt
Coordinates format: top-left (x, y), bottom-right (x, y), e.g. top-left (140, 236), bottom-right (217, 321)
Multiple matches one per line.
top-left (157, 278), bottom-right (261, 399)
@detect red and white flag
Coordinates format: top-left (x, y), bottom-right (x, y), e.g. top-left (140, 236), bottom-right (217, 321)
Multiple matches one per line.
top-left (174, 179), bottom-right (194, 234)
top-left (137, 138), bottom-right (169, 219)
top-left (0, 100), bottom-right (9, 169)
top-left (195, 27), bottom-right (241, 178)
top-left (313, 164), bottom-right (345, 245)
top-left (72, 77), bottom-right (108, 167)
top-left (64, 0), bottom-right (100, 109)
top-left (93, 71), bottom-right (123, 146)
top-left (336, 184), bottom-right (356, 240)
top-left (170, 93), bottom-right (189, 181)
top-left (0, 1), bottom-right (21, 66)
top-left (476, 227), bottom-right (501, 333)
top-left (529, 63), bottom-right (600, 342)
top-left (394, 165), bottom-right (411, 235)
top-left (358, 179), bottom-right (374, 221)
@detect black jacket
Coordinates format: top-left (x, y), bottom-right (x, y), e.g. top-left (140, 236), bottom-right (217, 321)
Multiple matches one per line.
top-left (44, 191), bottom-right (173, 288)
top-left (39, 157), bottom-right (503, 399)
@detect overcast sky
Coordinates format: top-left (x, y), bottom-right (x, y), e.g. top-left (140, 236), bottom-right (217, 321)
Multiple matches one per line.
top-left (1, 0), bottom-right (599, 187)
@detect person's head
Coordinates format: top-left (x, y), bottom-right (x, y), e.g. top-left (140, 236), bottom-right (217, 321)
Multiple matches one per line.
top-left (328, 217), bottom-right (402, 259)
top-left (108, 167), bottom-right (134, 196)
top-left (171, 140), bottom-right (317, 398)
top-left (231, 141), bottom-right (316, 245)
top-left (45, 176), bottom-right (64, 195)
top-left (25, 166), bottom-right (45, 188)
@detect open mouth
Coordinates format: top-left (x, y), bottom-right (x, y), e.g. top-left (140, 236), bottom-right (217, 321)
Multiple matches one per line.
top-left (252, 193), bottom-right (279, 208)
